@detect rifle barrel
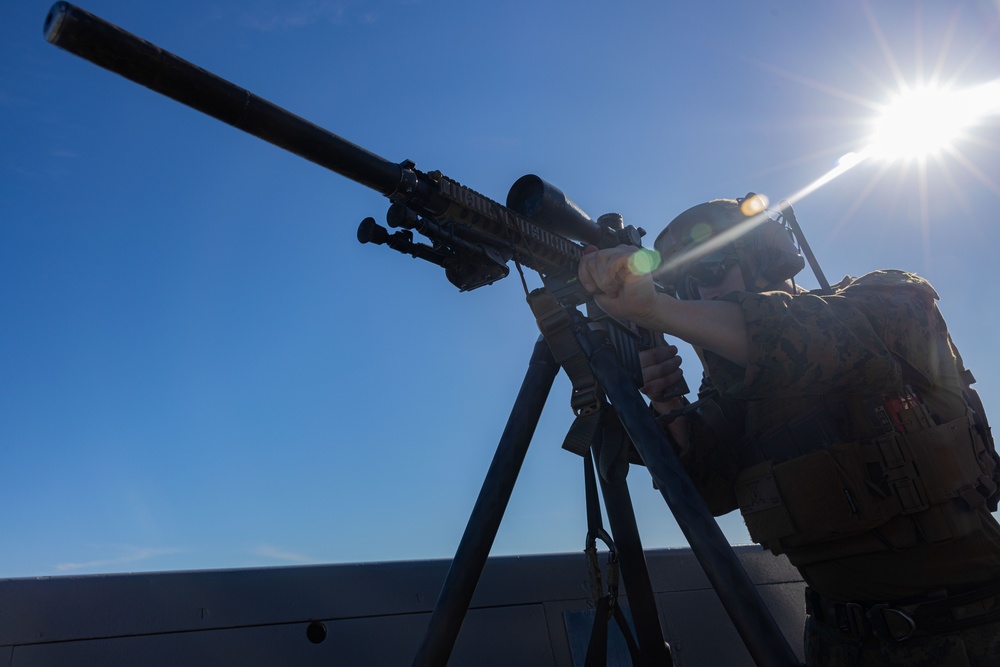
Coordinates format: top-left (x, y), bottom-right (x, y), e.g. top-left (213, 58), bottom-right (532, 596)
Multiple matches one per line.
top-left (44, 2), bottom-right (403, 196)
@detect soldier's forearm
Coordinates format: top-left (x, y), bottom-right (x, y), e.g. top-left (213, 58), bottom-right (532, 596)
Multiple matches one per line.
top-left (645, 295), bottom-right (750, 368)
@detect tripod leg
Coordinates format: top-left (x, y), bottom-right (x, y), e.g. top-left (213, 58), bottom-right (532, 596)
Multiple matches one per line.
top-left (411, 337), bottom-right (560, 667)
top-left (597, 468), bottom-right (673, 666)
top-left (586, 340), bottom-right (801, 667)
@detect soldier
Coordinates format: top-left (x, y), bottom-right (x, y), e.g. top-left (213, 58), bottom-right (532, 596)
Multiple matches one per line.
top-left (577, 196), bottom-right (1000, 666)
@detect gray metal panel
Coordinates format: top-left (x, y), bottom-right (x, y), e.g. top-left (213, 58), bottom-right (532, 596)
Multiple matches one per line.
top-left (563, 606), bottom-right (640, 667)
top-left (541, 599), bottom-right (601, 667)
top-left (659, 582), bottom-right (806, 667)
top-left (0, 547), bottom-right (805, 666)
top-left (0, 561), bottom-right (448, 645)
top-left (645, 544), bottom-right (801, 591)
top-left (10, 606), bottom-right (556, 667)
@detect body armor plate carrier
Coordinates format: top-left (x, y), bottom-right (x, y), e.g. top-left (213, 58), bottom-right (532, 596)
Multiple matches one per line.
top-left (735, 388), bottom-right (999, 556)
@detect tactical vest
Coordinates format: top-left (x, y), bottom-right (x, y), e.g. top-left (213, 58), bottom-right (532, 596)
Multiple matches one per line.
top-left (734, 384), bottom-right (999, 558)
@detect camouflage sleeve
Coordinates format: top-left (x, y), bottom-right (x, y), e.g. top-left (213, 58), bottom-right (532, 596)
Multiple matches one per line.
top-left (674, 394), bottom-right (745, 515)
top-left (702, 271), bottom-right (941, 400)
top-left (659, 377), bottom-right (745, 515)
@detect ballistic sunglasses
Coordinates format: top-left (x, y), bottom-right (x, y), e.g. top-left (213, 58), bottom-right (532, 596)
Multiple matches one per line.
top-left (679, 252), bottom-right (741, 299)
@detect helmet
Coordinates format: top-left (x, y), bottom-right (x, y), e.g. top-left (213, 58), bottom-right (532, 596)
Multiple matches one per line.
top-left (653, 194), bottom-right (805, 299)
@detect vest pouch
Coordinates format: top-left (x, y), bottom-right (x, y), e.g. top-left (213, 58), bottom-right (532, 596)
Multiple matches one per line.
top-left (739, 413), bottom-right (994, 555)
top-left (903, 413), bottom-right (994, 505)
top-left (736, 443), bottom-right (896, 555)
top-left (734, 462), bottom-right (794, 553)
top-left (882, 413), bottom-right (995, 543)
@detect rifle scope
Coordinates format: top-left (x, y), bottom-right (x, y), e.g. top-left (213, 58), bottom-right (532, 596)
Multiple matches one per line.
top-left (506, 175), bottom-right (606, 248)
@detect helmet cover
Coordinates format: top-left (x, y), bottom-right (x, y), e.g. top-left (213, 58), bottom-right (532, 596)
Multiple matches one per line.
top-left (653, 196), bottom-right (804, 298)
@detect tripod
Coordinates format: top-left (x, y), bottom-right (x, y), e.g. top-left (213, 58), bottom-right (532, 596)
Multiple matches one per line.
top-left (410, 302), bottom-right (803, 667)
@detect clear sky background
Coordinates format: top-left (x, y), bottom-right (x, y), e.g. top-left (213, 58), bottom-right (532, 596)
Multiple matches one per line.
top-left (2, 0), bottom-right (999, 578)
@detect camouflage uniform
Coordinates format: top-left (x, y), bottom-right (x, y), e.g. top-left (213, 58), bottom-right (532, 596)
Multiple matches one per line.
top-left (670, 270), bottom-right (1000, 666)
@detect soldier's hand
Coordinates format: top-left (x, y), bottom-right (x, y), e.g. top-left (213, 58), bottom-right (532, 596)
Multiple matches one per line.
top-left (640, 344), bottom-right (685, 413)
top-left (577, 244), bottom-right (659, 327)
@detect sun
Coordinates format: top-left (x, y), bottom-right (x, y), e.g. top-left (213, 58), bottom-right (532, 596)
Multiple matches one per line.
top-left (759, 3), bottom-right (1000, 244)
top-left (866, 82), bottom-right (1000, 162)
top-left (748, 3), bottom-right (1000, 282)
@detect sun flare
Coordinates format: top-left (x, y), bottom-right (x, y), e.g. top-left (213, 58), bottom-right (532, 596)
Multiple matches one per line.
top-left (867, 82), bottom-right (1000, 161)
top-left (755, 1), bottom-right (1000, 281)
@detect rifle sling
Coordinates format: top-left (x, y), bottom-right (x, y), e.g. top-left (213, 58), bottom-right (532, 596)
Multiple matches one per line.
top-left (528, 288), bottom-right (603, 457)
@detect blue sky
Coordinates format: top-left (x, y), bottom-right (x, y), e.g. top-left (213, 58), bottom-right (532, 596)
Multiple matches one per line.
top-left (2, 0), bottom-right (999, 578)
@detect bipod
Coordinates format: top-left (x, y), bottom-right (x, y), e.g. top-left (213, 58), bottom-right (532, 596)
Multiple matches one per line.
top-left (409, 337), bottom-right (670, 667)
top-left (411, 296), bottom-right (802, 667)
top-left (582, 444), bottom-right (670, 667)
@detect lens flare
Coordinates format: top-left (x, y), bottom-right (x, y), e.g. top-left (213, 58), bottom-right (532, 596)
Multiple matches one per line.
top-left (628, 248), bottom-right (661, 276)
top-left (740, 193), bottom-right (769, 217)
